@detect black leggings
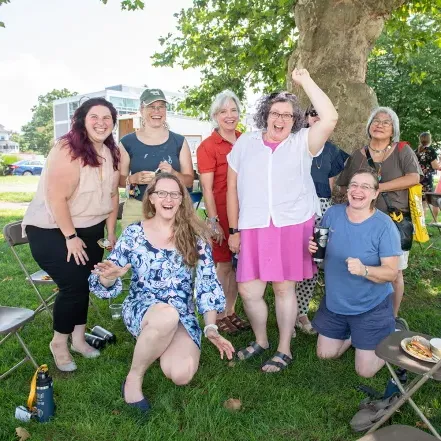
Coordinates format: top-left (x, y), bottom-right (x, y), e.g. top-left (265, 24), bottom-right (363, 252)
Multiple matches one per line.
top-left (26, 222), bottom-right (105, 334)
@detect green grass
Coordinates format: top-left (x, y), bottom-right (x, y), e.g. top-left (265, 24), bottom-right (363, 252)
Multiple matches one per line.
top-left (0, 192), bottom-right (35, 203)
top-left (0, 209), bottom-right (440, 441)
top-left (0, 176), bottom-right (40, 185)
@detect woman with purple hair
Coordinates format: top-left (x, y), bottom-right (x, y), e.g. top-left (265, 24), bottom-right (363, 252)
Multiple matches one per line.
top-left (23, 98), bottom-right (121, 372)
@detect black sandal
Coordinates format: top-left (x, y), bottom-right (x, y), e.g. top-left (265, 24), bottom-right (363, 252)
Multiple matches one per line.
top-left (236, 341), bottom-right (269, 360)
top-left (261, 351), bottom-right (293, 373)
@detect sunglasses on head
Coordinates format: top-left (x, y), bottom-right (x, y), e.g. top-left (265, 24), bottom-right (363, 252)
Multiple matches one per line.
top-left (308, 110), bottom-right (318, 117)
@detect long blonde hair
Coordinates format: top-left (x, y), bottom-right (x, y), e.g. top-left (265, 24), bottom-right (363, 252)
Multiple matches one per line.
top-left (142, 173), bottom-right (211, 267)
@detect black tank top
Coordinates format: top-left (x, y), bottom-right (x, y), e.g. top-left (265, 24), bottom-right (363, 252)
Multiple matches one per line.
top-left (120, 131), bottom-right (184, 201)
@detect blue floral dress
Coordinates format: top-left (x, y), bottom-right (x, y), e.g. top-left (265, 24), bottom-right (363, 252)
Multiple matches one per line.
top-left (89, 223), bottom-right (226, 349)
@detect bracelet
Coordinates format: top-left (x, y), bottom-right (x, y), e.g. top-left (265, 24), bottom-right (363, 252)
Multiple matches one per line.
top-left (207, 216), bottom-right (219, 223)
top-left (203, 324), bottom-right (219, 337)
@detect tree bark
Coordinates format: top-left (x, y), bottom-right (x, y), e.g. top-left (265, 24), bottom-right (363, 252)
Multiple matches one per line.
top-left (287, 0), bottom-right (407, 152)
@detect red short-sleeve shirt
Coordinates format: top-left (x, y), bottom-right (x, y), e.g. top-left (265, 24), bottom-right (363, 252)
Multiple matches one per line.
top-left (197, 129), bottom-right (241, 263)
top-left (197, 130), bottom-right (241, 208)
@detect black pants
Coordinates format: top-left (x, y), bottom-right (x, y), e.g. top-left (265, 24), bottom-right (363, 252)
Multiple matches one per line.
top-left (26, 222), bottom-right (105, 334)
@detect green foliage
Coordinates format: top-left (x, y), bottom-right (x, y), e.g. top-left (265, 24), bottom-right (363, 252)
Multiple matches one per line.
top-left (1, 154), bottom-right (20, 165)
top-left (367, 14), bottom-right (441, 147)
top-left (152, 0), bottom-right (296, 117)
top-left (20, 89), bottom-right (76, 156)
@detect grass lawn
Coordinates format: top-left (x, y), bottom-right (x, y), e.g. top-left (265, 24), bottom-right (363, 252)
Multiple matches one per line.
top-left (0, 176), bottom-right (40, 185)
top-left (0, 192), bottom-right (35, 203)
top-left (0, 208), bottom-right (440, 441)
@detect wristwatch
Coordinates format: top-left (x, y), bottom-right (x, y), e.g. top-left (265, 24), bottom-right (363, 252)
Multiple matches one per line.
top-left (229, 228), bottom-right (240, 235)
top-left (364, 266), bottom-right (369, 277)
top-left (65, 233), bottom-right (78, 240)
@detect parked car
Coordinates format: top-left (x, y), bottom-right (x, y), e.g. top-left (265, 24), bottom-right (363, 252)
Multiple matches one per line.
top-left (5, 159), bottom-right (45, 176)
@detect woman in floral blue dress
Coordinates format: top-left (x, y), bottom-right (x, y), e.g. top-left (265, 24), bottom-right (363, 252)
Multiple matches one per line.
top-left (89, 173), bottom-right (234, 413)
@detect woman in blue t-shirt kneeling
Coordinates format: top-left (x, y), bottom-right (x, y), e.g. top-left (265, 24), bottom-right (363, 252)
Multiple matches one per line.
top-left (310, 169), bottom-right (402, 378)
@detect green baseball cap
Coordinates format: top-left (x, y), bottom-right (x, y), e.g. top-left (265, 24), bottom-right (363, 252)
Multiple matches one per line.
top-left (140, 88), bottom-right (167, 106)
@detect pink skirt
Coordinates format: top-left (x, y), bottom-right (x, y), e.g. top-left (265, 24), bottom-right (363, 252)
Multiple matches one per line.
top-left (435, 177), bottom-right (441, 193)
top-left (236, 217), bottom-right (316, 283)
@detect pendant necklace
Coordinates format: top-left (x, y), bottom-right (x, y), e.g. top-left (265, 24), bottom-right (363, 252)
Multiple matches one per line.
top-left (369, 144), bottom-right (392, 154)
top-left (314, 153), bottom-right (323, 170)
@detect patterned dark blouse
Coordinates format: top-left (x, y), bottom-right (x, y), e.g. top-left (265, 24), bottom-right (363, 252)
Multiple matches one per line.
top-left (416, 146), bottom-right (438, 192)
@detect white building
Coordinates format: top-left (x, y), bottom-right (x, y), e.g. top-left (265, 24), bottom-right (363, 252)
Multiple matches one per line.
top-left (53, 85), bottom-right (213, 168)
top-left (0, 124), bottom-right (19, 154)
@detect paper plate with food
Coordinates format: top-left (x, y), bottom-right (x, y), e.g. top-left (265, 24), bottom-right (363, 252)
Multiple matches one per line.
top-left (401, 336), bottom-right (440, 363)
top-left (97, 238), bottom-right (113, 251)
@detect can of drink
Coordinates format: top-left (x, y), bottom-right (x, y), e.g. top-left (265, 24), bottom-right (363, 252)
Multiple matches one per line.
top-left (312, 227), bottom-right (329, 263)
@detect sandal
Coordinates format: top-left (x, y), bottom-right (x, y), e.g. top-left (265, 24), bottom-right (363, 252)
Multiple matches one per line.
top-left (216, 317), bottom-right (239, 334)
top-left (237, 341), bottom-right (269, 360)
top-left (228, 313), bottom-right (251, 331)
top-left (261, 351), bottom-right (293, 373)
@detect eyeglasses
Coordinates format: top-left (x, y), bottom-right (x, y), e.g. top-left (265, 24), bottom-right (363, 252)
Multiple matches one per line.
top-left (349, 183), bottom-right (375, 191)
top-left (371, 119), bottom-right (392, 127)
top-left (308, 110), bottom-right (318, 118)
top-left (268, 111), bottom-right (293, 121)
top-left (145, 105), bottom-right (167, 112)
top-left (152, 190), bottom-right (182, 199)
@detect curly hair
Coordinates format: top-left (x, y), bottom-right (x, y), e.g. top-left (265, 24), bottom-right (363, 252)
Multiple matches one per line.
top-left (142, 173), bottom-right (211, 267)
top-left (59, 97), bottom-right (120, 171)
top-left (253, 92), bottom-right (304, 133)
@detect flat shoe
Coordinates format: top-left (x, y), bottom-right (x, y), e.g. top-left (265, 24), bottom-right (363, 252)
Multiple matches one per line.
top-left (295, 319), bottom-right (317, 335)
top-left (49, 342), bottom-right (77, 372)
top-left (121, 380), bottom-right (151, 413)
top-left (71, 344), bottom-right (100, 359)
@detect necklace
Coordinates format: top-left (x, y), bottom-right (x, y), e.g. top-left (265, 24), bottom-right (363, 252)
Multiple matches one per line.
top-left (314, 153), bottom-right (323, 169)
top-left (369, 144), bottom-right (392, 154)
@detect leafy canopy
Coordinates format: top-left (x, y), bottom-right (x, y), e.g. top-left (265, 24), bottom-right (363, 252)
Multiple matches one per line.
top-left (367, 14), bottom-right (441, 148)
top-left (150, 0), bottom-right (441, 116)
top-left (21, 89), bottom-right (76, 156)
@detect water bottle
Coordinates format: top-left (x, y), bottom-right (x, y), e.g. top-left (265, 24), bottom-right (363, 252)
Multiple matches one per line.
top-left (36, 370), bottom-right (55, 422)
top-left (85, 333), bottom-right (106, 349)
top-left (232, 254), bottom-right (238, 271)
top-left (90, 326), bottom-right (116, 344)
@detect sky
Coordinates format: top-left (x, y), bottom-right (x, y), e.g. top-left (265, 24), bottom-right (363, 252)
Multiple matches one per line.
top-left (0, 0), bottom-right (200, 131)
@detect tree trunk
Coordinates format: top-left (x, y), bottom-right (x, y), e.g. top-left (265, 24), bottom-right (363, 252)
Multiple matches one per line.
top-left (287, 0), bottom-right (407, 153)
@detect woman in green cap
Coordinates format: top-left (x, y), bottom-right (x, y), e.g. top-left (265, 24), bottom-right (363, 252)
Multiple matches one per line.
top-left (119, 88), bottom-right (194, 229)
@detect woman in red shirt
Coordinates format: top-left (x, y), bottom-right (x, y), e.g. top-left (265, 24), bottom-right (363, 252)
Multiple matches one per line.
top-left (197, 90), bottom-right (249, 334)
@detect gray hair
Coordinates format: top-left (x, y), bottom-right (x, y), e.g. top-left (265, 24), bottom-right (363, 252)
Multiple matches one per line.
top-left (210, 90), bottom-right (242, 128)
top-left (254, 92), bottom-right (304, 133)
top-left (366, 107), bottom-right (400, 143)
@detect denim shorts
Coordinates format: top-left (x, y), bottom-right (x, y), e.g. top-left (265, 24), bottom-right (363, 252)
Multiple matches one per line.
top-left (312, 295), bottom-right (395, 350)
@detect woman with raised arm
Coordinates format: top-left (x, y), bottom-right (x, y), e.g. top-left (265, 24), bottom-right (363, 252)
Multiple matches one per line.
top-left (227, 68), bottom-right (338, 373)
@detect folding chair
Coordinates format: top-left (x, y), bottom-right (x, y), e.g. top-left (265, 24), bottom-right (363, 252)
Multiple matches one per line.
top-left (366, 331), bottom-right (441, 439)
top-left (117, 201), bottom-right (124, 221)
top-left (3, 221), bottom-right (57, 318)
top-left (0, 306), bottom-right (39, 380)
top-left (357, 424), bottom-right (438, 440)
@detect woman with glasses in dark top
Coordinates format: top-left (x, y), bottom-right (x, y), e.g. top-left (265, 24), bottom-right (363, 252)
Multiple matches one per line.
top-left (118, 88), bottom-right (194, 229)
top-left (227, 68), bottom-right (338, 373)
top-left (294, 105), bottom-right (349, 337)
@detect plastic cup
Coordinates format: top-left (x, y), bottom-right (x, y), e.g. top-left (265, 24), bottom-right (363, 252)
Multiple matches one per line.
top-left (109, 303), bottom-right (123, 320)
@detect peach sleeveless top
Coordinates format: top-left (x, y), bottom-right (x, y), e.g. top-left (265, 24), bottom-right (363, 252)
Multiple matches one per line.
top-left (23, 144), bottom-right (119, 233)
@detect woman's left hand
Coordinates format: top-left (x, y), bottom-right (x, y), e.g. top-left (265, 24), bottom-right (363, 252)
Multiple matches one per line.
top-left (346, 257), bottom-right (364, 276)
top-left (206, 329), bottom-right (235, 360)
top-left (158, 161), bottom-right (173, 174)
top-left (107, 232), bottom-right (117, 250)
top-left (291, 68), bottom-right (311, 86)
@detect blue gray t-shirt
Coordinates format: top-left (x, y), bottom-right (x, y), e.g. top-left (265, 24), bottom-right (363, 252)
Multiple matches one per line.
top-left (120, 131), bottom-right (184, 201)
top-left (311, 141), bottom-right (349, 198)
top-left (321, 204), bottom-right (402, 315)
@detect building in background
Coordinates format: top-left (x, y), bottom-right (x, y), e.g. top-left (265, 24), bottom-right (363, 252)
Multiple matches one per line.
top-left (53, 85), bottom-right (213, 169)
top-left (0, 124), bottom-right (19, 154)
